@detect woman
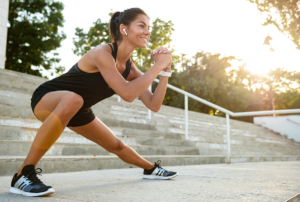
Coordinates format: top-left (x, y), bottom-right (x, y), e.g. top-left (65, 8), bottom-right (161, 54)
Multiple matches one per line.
top-left (10, 8), bottom-right (178, 197)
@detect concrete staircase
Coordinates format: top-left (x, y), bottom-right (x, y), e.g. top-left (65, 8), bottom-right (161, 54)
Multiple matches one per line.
top-left (0, 68), bottom-right (299, 176)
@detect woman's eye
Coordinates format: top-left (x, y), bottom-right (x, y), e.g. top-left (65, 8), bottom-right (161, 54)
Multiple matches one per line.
top-left (140, 25), bottom-right (144, 28)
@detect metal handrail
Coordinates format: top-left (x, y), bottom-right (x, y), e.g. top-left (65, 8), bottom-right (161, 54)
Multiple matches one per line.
top-left (118, 78), bottom-right (300, 164)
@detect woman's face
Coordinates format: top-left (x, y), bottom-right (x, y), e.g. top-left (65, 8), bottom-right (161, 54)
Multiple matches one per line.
top-left (126, 14), bottom-right (150, 48)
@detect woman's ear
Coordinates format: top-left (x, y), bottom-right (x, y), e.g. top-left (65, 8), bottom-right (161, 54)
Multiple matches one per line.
top-left (119, 24), bottom-right (127, 36)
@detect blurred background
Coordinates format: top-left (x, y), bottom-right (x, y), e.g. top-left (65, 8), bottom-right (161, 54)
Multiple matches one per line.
top-left (4, 0), bottom-right (300, 122)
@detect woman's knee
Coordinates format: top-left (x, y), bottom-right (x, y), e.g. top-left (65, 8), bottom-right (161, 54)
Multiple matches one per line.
top-left (108, 139), bottom-right (126, 153)
top-left (60, 92), bottom-right (84, 110)
top-left (64, 92), bottom-right (84, 107)
top-left (54, 92), bottom-right (84, 118)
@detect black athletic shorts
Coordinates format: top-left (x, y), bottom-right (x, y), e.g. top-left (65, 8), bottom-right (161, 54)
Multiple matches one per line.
top-left (30, 87), bottom-right (96, 127)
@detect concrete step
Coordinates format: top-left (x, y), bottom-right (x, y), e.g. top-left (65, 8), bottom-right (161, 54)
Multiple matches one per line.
top-left (1, 137), bottom-right (298, 157)
top-left (0, 77), bottom-right (39, 94)
top-left (0, 104), bottom-right (237, 138)
top-left (0, 88), bottom-right (289, 140)
top-left (102, 100), bottom-right (264, 129)
top-left (1, 125), bottom-right (297, 158)
top-left (0, 98), bottom-right (221, 134)
top-left (196, 140), bottom-right (300, 152)
top-left (0, 95), bottom-right (223, 130)
top-left (0, 84), bottom-right (286, 138)
top-left (0, 125), bottom-right (194, 147)
top-left (0, 155), bottom-right (227, 176)
top-left (0, 73), bottom-right (261, 127)
top-left (0, 112), bottom-right (298, 151)
top-left (0, 105), bottom-right (296, 148)
top-left (0, 89), bottom-right (31, 100)
top-left (0, 125), bottom-right (184, 142)
top-left (0, 85), bottom-right (268, 132)
top-left (0, 140), bottom-right (207, 156)
top-left (1, 155), bottom-right (299, 176)
top-left (1, 112), bottom-right (295, 150)
top-left (0, 68), bottom-right (47, 83)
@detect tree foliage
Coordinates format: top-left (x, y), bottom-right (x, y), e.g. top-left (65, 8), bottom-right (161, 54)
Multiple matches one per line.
top-left (247, 0), bottom-right (300, 50)
top-left (6, 0), bottom-right (66, 77)
top-left (164, 52), bottom-right (254, 116)
top-left (73, 19), bottom-right (109, 57)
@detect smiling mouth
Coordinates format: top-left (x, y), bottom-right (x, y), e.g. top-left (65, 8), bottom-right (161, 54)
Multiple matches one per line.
top-left (141, 38), bottom-right (148, 42)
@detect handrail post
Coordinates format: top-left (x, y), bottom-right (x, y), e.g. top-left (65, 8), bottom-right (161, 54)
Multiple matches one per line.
top-left (226, 113), bottom-right (231, 164)
top-left (185, 94), bottom-right (188, 140)
top-left (148, 84), bottom-right (152, 119)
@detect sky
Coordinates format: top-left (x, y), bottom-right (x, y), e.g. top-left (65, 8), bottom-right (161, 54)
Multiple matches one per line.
top-left (49, 0), bottom-right (300, 79)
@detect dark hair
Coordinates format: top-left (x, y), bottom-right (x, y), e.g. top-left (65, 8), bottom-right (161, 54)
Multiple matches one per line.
top-left (109, 8), bottom-right (149, 42)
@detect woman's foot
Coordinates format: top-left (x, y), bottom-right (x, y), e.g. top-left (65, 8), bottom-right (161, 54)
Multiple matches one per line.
top-left (10, 164), bottom-right (55, 197)
top-left (143, 160), bottom-right (178, 180)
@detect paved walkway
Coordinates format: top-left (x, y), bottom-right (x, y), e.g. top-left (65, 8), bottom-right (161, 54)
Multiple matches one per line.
top-left (0, 161), bottom-right (299, 202)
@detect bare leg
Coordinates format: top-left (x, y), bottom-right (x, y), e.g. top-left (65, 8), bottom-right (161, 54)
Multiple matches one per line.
top-left (18, 91), bottom-right (84, 175)
top-left (68, 117), bottom-right (154, 170)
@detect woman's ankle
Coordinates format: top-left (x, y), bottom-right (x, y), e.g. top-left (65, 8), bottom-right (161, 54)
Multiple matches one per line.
top-left (145, 164), bottom-right (155, 170)
top-left (17, 167), bottom-right (23, 176)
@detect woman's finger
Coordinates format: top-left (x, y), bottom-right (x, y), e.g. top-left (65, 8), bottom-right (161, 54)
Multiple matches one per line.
top-left (159, 47), bottom-right (169, 53)
top-left (156, 46), bottom-right (167, 54)
top-left (162, 50), bottom-right (171, 54)
top-left (153, 47), bottom-right (163, 54)
top-left (150, 51), bottom-right (154, 57)
top-left (159, 47), bottom-right (168, 53)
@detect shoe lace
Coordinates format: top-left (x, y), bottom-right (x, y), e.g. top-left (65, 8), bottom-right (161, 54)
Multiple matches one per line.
top-left (155, 160), bottom-right (166, 171)
top-left (155, 160), bottom-right (162, 168)
top-left (155, 160), bottom-right (167, 175)
top-left (26, 168), bottom-right (43, 185)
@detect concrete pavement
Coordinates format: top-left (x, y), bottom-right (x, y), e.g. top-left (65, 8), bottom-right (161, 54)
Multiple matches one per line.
top-left (0, 161), bottom-right (299, 202)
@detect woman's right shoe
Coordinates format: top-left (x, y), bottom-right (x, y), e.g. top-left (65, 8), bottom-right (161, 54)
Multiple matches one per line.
top-left (143, 160), bottom-right (178, 180)
top-left (10, 164), bottom-right (55, 197)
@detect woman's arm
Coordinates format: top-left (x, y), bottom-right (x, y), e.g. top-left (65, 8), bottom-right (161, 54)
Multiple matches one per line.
top-left (91, 46), bottom-right (171, 102)
top-left (127, 61), bottom-right (171, 112)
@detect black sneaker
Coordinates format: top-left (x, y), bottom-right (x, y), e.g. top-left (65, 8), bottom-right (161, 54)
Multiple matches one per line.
top-left (10, 165), bottom-right (55, 197)
top-left (143, 160), bottom-right (178, 180)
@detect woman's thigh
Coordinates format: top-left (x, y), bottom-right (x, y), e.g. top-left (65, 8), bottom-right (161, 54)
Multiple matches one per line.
top-left (68, 117), bottom-right (123, 152)
top-left (34, 90), bottom-right (83, 122)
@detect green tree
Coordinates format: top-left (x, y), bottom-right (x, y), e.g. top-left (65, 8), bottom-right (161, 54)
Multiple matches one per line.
top-left (247, 0), bottom-right (300, 50)
top-left (6, 0), bottom-right (66, 77)
top-left (73, 19), bottom-right (109, 57)
top-left (164, 51), bottom-right (253, 115)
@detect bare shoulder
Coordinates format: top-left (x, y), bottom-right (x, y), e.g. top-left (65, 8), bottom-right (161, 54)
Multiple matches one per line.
top-left (92, 43), bottom-right (113, 56)
top-left (91, 44), bottom-right (115, 68)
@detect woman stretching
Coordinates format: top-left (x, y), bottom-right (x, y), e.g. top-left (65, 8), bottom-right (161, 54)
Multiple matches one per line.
top-left (10, 8), bottom-right (178, 197)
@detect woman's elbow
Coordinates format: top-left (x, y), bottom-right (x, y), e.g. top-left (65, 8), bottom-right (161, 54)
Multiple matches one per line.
top-left (121, 93), bottom-right (135, 102)
top-left (151, 105), bottom-right (161, 113)
top-left (125, 97), bottom-right (135, 102)
top-left (121, 96), bottom-right (134, 102)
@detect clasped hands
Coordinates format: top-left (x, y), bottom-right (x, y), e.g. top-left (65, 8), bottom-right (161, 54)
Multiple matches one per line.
top-left (150, 47), bottom-right (172, 72)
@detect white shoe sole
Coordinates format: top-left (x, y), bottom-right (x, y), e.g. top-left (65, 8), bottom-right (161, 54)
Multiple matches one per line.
top-left (143, 173), bottom-right (178, 180)
top-left (10, 187), bottom-right (55, 197)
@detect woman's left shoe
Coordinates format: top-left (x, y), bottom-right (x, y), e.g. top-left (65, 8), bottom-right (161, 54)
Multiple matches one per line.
top-left (10, 165), bottom-right (55, 197)
top-left (143, 160), bottom-right (178, 180)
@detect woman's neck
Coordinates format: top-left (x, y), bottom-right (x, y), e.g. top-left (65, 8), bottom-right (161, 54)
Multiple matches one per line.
top-left (116, 40), bottom-right (135, 64)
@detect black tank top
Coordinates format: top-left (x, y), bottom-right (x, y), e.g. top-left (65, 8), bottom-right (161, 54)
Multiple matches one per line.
top-left (38, 42), bottom-right (131, 109)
